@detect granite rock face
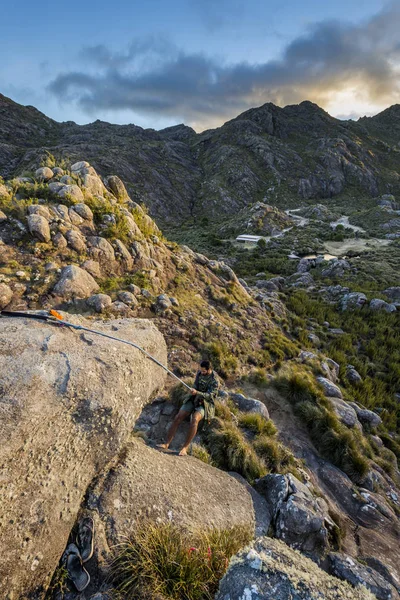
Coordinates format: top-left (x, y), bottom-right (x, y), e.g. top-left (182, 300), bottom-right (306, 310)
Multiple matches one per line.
top-left (215, 537), bottom-right (375, 600)
top-left (0, 314), bottom-right (167, 599)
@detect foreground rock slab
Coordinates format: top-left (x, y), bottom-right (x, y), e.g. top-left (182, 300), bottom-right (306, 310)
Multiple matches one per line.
top-left (0, 314), bottom-right (167, 599)
top-left (90, 438), bottom-right (255, 540)
top-left (216, 537), bottom-right (375, 600)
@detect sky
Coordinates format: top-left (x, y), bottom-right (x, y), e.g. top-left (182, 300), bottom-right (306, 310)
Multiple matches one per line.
top-left (1, 0), bottom-right (399, 131)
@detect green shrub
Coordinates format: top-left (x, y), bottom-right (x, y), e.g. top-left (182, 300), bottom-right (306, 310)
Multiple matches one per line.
top-left (261, 330), bottom-right (298, 363)
top-left (273, 366), bottom-right (369, 481)
top-left (248, 367), bottom-right (269, 386)
top-left (110, 521), bottom-right (252, 600)
top-left (380, 432), bottom-right (400, 462)
top-left (0, 195), bottom-right (34, 219)
top-left (274, 366), bottom-right (327, 406)
top-left (238, 413), bottom-right (277, 436)
top-left (205, 418), bottom-right (267, 483)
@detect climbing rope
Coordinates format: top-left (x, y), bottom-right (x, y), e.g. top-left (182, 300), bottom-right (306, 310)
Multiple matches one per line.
top-left (0, 310), bottom-right (192, 391)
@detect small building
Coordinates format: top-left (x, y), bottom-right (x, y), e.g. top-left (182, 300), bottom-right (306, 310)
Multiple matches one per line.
top-left (236, 234), bottom-right (263, 244)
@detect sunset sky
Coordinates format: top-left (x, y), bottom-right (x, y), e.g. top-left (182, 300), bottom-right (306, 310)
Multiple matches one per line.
top-left (1, 0), bottom-right (399, 130)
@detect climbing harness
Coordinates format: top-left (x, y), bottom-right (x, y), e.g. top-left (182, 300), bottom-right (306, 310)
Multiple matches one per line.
top-left (0, 310), bottom-right (192, 391)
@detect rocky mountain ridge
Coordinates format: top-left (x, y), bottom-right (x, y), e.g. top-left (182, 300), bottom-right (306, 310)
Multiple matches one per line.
top-left (0, 157), bottom-right (399, 599)
top-left (1, 94), bottom-right (400, 225)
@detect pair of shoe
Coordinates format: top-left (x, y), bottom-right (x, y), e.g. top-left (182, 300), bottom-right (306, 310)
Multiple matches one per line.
top-left (61, 517), bottom-right (95, 592)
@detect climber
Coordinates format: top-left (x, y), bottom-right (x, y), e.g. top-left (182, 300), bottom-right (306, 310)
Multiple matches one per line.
top-left (158, 360), bottom-right (219, 456)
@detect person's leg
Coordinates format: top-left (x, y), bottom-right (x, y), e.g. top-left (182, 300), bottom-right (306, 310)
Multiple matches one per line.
top-left (178, 409), bottom-right (204, 456)
top-left (158, 410), bottom-right (191, 449)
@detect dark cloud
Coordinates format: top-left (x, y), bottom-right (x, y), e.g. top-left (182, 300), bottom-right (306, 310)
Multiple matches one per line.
top-left (48, 3), bottom-right (400, 130)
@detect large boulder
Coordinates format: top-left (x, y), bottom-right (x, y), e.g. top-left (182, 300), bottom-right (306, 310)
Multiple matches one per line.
top-left (384, 287), bottom-right (400, 301)
top-left (57, 184), bottom-right (84, 203)
top-left (27, 214), bottom-right (51, 243)
top-left (215, 537), bottom-right (375, 600)
top-left (86, 293), bottom-right (112, 313)
top-left (73, 202), bottom-right (93, 221)
top-left (35, 166), bottom-right (53, 181)
top-left (369, 299), bottom-right (397, 313)
top-left (327, 397), bottom-right (359, 428)
top-left (83, 173), bottom-right (107, 196)
top-left (255, 474), bottom-right (329, 557)
top-left (88, 438), bottom-right (255, 545)
top-left (87, 236), bottom-right (115, 263)
top-left (349, 403), bottom-right (382, 429)
top-left (0, 315), bottom-right (167, 599)
top-left (65, 229), bottom-right (87, 253)
top-left (317, 376), bottom-right (343, 399)
top-left (28, 204), bottom-right (51, 220)
top-left (71, 160), bottom-right (90, 172)
top-left (340, 292), bottom-right (367, 311)
top-left (106, 175), bottom-right (129, 201)
top-left (0, 282), bottom-right (13, 308)
top-left (230, 393), bottom-right (270, 420)
top-left (53, 264), bottom-right (99, 299)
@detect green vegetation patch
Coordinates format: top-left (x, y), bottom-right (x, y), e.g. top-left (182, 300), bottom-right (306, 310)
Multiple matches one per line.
top-left (274, 365), bottom-right (370, 481)
top-left (110, 521), bottom-right (252, 600)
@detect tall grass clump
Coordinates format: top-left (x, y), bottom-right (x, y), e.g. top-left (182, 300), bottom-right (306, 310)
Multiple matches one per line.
top-left (189, 443), bottom-right (215, 466)
top-left (238, 413), bottom-right (277, 436)
top-left (205, 418), bottom-right (266, 483)
top-left (110, 521), bottom-right (252, 600)
top-left (253, 435), bottom-right (299, 475)
top-left (273, 366), bottom-right (369, 481)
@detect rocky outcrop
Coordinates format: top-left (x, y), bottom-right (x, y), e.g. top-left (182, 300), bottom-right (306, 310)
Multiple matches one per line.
top-left (328, 553), bottom-right (397, 600)
top-left (215, 537), bottom-right (375, 600)
top-left (0, 314), bottom-right (167, 599)
top-left (340, 292), bottom-right (367, 311)
top-left (369, 299), bottom-right (397, 313)
top-left (255, 474), bottom-right (330, 557)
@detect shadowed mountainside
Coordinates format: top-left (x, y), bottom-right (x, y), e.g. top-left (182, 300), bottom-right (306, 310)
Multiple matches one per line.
top-left (1, 94), bottom-right (400, 224)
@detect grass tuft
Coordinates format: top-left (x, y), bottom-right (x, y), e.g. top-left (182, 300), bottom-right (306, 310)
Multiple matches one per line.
top-left (238, 413), bottom-right (277, 436)
top-left (189, 443), bottom-right (215, 465)
top-left (205, 418), bottom-right (267, 484)
top-left (110, 521), bottom-right (252, 600)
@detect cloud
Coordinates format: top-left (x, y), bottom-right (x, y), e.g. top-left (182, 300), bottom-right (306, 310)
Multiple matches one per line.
top-left (48, 3), bottom-right (400, 130)
top-left (190, 0), bottom-right (246, 32)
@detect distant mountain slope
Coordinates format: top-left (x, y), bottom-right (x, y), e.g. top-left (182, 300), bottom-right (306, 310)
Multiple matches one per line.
top-left (1, 94), bottom-right (400, 223)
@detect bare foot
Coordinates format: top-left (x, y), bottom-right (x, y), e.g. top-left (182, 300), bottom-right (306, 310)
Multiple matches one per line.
top-left (157, 443), bottom-right (169, 449)
top-left (178, 447), bottom-right (188, 456)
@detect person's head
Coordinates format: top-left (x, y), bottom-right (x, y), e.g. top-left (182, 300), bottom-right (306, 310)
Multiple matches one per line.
top-left (200, 360), bottom-right (212, 375)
